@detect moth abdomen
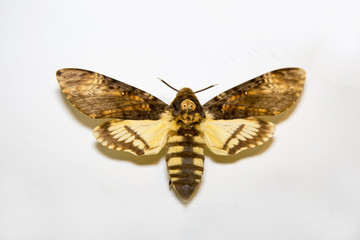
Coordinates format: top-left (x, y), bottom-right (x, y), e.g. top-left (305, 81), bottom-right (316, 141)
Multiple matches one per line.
top-left (166, 133), bottom-right (205, 200)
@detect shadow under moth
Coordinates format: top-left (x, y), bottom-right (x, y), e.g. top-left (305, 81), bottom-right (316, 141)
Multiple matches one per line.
top-left (56, 68), bottom-right (305, 201)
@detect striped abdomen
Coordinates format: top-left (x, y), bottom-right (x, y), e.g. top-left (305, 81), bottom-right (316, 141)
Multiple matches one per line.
top-left (166, 127), bottom-right (205, 200)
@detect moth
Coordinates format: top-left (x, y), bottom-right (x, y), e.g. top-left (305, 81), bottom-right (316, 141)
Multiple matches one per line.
top-left (56, 68), bottom-right (305, 200)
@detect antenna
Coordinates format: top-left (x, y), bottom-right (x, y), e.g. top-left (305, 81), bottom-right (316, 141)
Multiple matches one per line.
top-left (194, 84), bottom-right (217, 94)
top-left (158, 78), bottom-right (179, 92)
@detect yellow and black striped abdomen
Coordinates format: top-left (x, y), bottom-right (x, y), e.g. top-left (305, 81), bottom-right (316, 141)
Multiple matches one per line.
top-left (166, 130), bottom-right (205, 200)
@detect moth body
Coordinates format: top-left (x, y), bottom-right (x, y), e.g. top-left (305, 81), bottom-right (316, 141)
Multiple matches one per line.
top-left (166, 88), bottom-right (205, 200)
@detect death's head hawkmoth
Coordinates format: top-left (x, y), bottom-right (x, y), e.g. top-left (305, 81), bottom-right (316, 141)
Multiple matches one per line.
top-left (57, 68), bottom-right (305, 200)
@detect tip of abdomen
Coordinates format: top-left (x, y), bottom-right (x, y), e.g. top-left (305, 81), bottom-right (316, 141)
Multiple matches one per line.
top-left (173, 182), bottom-right (198, 200)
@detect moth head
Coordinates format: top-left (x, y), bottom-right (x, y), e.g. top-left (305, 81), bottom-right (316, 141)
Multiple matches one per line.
top-left (170, 88), bottom-right (204, 126)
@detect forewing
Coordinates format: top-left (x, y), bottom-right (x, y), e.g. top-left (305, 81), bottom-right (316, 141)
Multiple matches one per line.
top-left (57, 68), bottom-right (168, 120)
top-left (93, 112), bottom-right (171, 156)
top-left (201, 117), bottom-right (275, 155)
top-left (204, 68), bottom-right (305, 119)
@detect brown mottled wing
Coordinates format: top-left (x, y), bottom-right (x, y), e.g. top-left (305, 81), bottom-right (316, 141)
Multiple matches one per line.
top-left (203, 68), bottom-right (306, 119)
top-left (56, 68), bottom-right (168, 120)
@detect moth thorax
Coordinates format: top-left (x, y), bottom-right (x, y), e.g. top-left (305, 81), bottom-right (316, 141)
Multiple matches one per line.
top-left (171, 88), bottom-right (204, 127)
top-left (176, 99), bottom-right (200, 126)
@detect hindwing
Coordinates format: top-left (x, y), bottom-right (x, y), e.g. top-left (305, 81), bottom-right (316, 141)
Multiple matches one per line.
top-left (201, 116), bottom-right (275, 155)
top-left (93, 112), bottom-right (172, 156)
top-left (56, 68), bottom-right (168, 120)
top-left (203, 68), bottom-right (305, 119)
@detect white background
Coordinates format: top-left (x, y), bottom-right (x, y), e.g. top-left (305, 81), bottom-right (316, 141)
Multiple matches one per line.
top-left (1, 0), bottom-right (360, 239)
